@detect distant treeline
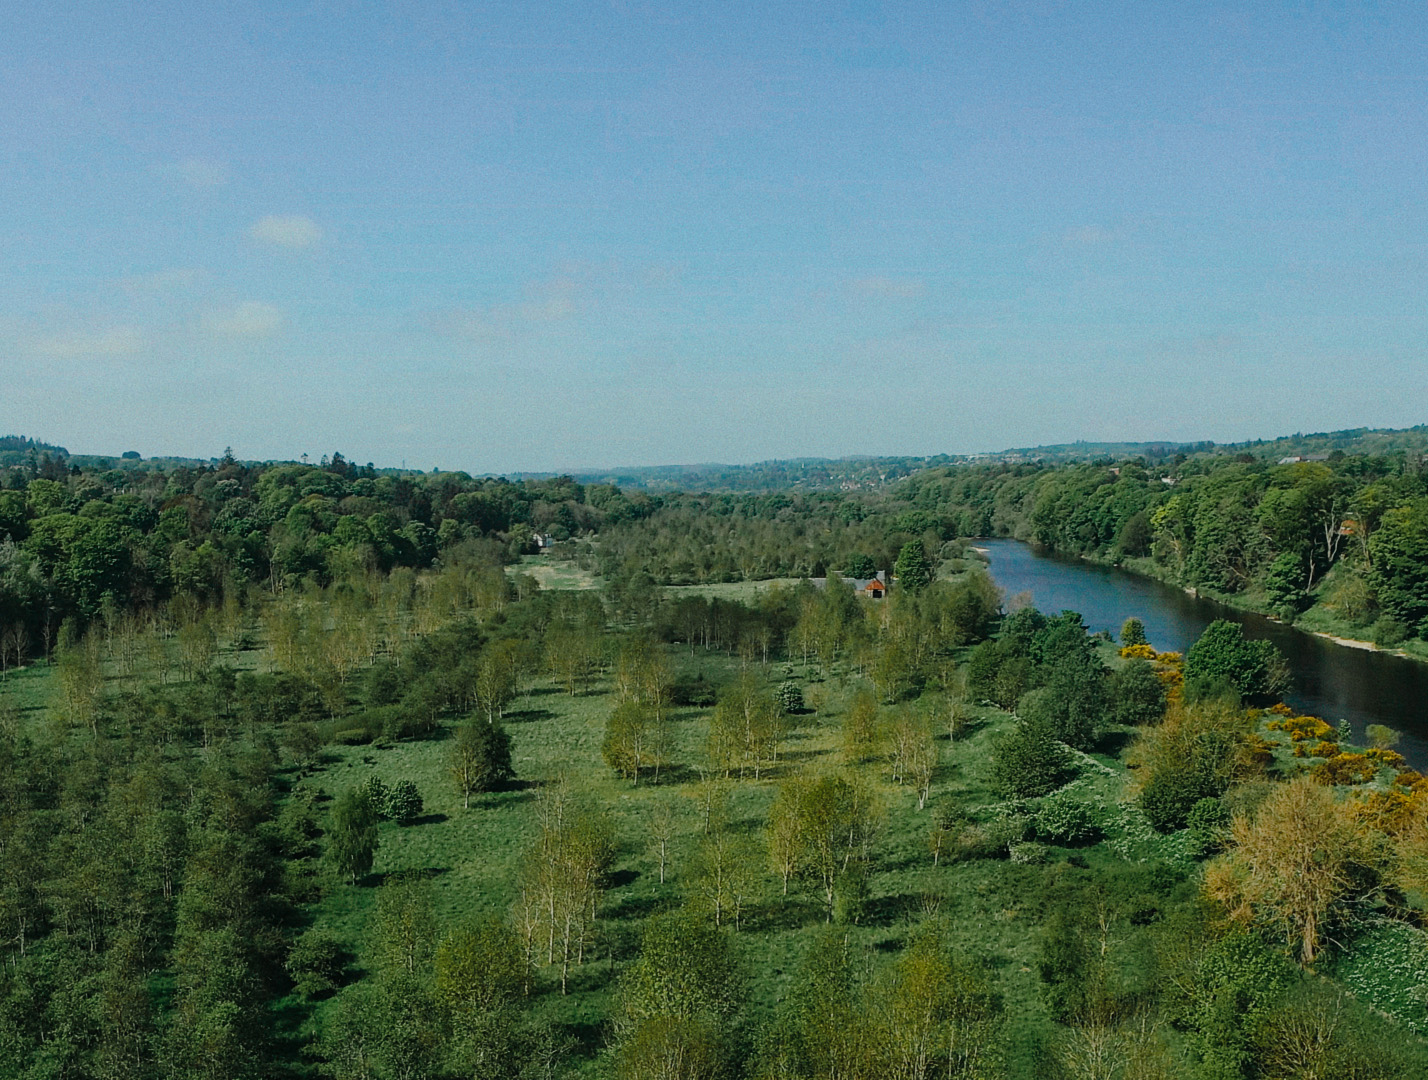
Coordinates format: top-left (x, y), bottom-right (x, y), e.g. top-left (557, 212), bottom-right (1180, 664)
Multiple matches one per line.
top-left (594, 492), bottom-right (955, 586)
top-left (0, 454), bottom-right (658, 663)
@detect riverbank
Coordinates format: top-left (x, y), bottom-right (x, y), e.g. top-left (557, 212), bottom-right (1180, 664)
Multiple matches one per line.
top-left (1058, 546), bottom-right (1428, 666)
top-left (975, 536), bottom-right (1428, 770)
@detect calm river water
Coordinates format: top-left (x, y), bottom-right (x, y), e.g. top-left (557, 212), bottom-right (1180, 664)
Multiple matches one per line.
top-left (978, 538), bottom-right (1428, 769)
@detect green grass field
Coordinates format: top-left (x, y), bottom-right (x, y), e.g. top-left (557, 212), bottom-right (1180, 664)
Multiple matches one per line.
top-left (10, 592), bottom-right (1426, 1077)
top-left (511, 555), bottom-right (602, 590)
top-left (663, 578), bottom-right (806, 602)
top-left (276, 633), bottom-right (1214, 1074)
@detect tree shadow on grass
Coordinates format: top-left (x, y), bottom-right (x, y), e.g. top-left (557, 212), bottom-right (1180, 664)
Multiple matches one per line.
top-left (862, 892), bottom-right (924, 928)
top-left (410, 812), bottom-right (449, 826)
top-left (267, 997), bottom-right (317, 1073)
top-left (878, 851), bottom-right (932, 874)
top-left (504, 707), bottom-right (555, 723)
top-left (562, 959), bottom-right (620, 997)
top-left (639, 764), bottom-right (699, 786)
top-left (558, 1020), bottom-right (608, 1063)
top-left (483, 788), bottom-right (538, 811)
top-left (947, 716), bottom-right (992, 741)
top-left (758, 895), bottom-right (827, 930)
top-left (363, 866), bottom-right (451, 888)
top-left (602, 892), bottom-right (666, 922)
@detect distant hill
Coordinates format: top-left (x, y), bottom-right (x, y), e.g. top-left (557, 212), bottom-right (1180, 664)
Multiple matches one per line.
top-left (527, 455), bottom-right (967, 493)
top-left (11, 423), bottom-right (1428, 491)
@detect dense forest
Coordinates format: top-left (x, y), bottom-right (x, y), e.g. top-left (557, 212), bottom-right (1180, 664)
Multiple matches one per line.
top-left (0, 450), bottom-right (664, 670)
top-left (4, 438), bottom-right (1428, 1077)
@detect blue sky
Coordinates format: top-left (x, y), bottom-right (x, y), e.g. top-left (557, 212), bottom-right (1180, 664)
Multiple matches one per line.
top-left (3, 2), bottom-right (1426, 472)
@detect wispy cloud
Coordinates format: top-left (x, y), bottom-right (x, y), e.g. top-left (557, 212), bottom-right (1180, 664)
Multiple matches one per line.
top-left (202, 302), bottom-right (284, 339)
top-left (118, 267), bottom-right (207, 294)
top-left (845, 276), bottom-right (926, 299)
top-left (250, 215), bottom-right (322, 249)
top-left (430, 276), bottom-right (581, 341)
top-left (30, 326), bottom-right (146, 359)
top-left (177, 158), bottom-right (229, 188)
top-left (1063, 224), bottom-right (1114, 247)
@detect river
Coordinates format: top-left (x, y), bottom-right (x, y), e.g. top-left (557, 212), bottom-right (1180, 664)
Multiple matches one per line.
top-left (977, 538), bottom-right (1428, 769)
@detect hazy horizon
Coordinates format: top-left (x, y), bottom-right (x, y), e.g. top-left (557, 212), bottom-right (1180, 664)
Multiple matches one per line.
top-left (5, 3), bottom-right (1426, 472)
top-left (22, 422), bottom-right (1392, 478)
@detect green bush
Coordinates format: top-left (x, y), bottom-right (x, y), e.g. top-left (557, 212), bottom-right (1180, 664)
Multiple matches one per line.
top-left (776, 682), bottom-right (804, 713)
top-left (989, 724), bottom-right (1073, 799)
top-left (1185, 620), bottom-right (1290, 700)
top-left (1033, 795), bottom-right (1099, 845)
top-left (672, 676), bottom-right (718, 707)
top-left (832, 862), bottom-right (869, 925)
top-left (1008, 841), bottom-right (1049, 865)
top-left (377, 704), bottom-right (424, 741)
top-left (1371, 615), bottom-right (1410, 648)
top-left (1110, 658), bottom-right (1167, 725)
top-left (361, 776), bottom-right (392, 820)
top-left (365, 661), bottom-right (404, 706)
top-left (1186, 797), bottom-right (1231, 857)
top-left (333, 727), bottom-right (374, 746)
top-left (985, 811), bottom-right (1034, 854)
top-left (385, 780), bottom-right (424, 825)
top-left (286, 928), bottom-right (347, 998)
top-left (1140, 767), bottom-right (1222, 832)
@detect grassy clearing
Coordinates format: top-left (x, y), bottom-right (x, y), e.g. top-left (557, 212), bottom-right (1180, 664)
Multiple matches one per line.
top-left (511, 554), bottom-right (602, 590)
top-left (663, 578), bottom-right (806, 602)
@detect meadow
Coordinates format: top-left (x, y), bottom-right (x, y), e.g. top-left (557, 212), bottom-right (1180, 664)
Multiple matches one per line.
top-left (6, 558), bottom-right (1428, 1080)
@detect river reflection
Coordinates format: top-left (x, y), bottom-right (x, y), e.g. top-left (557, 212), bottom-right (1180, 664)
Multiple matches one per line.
top-left (977, 538), bottom-right (1428, 769)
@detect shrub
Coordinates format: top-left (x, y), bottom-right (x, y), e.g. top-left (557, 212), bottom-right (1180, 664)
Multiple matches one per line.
top-left (1366, 747), bottom-right (1407, 769)
top-left (1110, 658), bottom-right (1168, 725)
top-left (672, 676), bottom-right (718, 707)
top-left (776, 682), bottom-right (804, 714)
top-left (361, 776), bottom-right (392, 818)
top-left (1140, 766), bottom-right (1222, 832)
top-left (286, 929), bottom-right (347, 998)
top-left (334, 726), bottom-right (374, 746)
top-left (377, 704), bottom-right (424, 741)
top-left (832, 862), bottom-right (870, 925)
top-left (1181, 673), bottom-right (1242, 707)
top-left (1033, 795), bottom-right (1099, 845)
top-left (1281, 715), bottom-right (1332, 741)
top-left (984, 812), bottom-right (1034, 854)
top-left (1312, 753), bottom-right (1378, 786)
top-left (1185, 620), bottom-right (1290, 700)
top-left (1008, 841), bottom-right (1049, 865)
top-left (385, 780), bottom-right (424, 825)
top-left (1371, 616), bottom-right (1409, 648)
top-left (1121, 617), bottom-right (1148, 648)
top-left (989, 724), bottom-right (1073, 799)
top-left (365, 661), bottom-right (404, 706)
top-left (1186, 797), bottom-right (1231, 857)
